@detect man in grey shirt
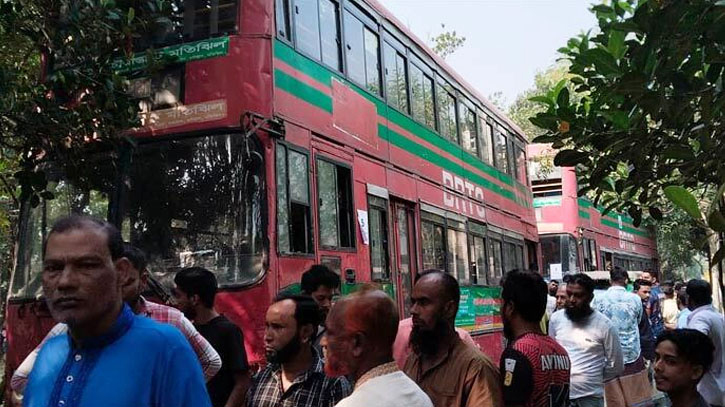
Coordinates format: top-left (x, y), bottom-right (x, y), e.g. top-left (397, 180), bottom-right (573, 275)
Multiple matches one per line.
top-left (550, 273), bottom-right (624, 407)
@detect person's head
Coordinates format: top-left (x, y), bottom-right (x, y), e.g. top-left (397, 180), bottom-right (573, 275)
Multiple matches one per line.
top-left (548, 280), bottom-right (559, 296)
top-left (634, 279), bottom-right (653, 303)
top-left (42, 215), bottom-right (130, 338)
top-left (323, 287), bottom-right (399, 379)
top-left (301, 265), bottom-right (341, 322)
top-left (662, 281), bottom-right (675, 298)
top-left (409, 270), bottom-right (459, 356)
top-left (264, 293), bottom-right (320, 365)
top-left (565, 273), bottom-right (595, 321)
top-left (655, 329), bottom-right (715, 395)
top-left (642, 270), bottom-right (658, 284)
top-left (686, 279), bottom-right (712, 310)
top-left (555, 283), bottom-right (568, 310)
top-left (610, 266), bottom-right (629, 286)
top-left (173, 267), bottom-right (218, 319)
top-left (677, 288), bottom-right (689, 311)
top-left (120, 243), bottom-right (149, 306)
top-left (501, 270), bottom-right (547, 340)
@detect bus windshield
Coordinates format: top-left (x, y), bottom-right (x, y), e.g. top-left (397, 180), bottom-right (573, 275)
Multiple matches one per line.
top-left (11, 133), bottom-right (266, 299)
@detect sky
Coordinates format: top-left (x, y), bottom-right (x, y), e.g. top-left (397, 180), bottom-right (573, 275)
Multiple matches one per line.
top-left (378, 0), bottom-right (598, 108)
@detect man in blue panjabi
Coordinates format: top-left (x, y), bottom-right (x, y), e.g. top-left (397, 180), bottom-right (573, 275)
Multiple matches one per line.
top-left (23, 215), bottom-right (211, 407)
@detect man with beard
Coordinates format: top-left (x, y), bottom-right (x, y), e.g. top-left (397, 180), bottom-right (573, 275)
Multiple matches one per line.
top-left (246, 293), bottom-right (350, 407)
top-left (592, 267), bottom-right (652, 407)
top-left (301, 265), bottom-right (341, 353)
top-left (403, 270), bottom-right (502, 407)
top-left (174, 267), bottom-right (251, 407)
top-left (323, 287), bottom-right (432, 407)
top-left (500, 270), bottom-right (570, 407)
top-left (549, 273), bottom-right (624, 407)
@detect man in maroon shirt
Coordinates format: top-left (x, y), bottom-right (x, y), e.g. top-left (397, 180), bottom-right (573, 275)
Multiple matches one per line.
top-left (500, 270), bottom-right (571, 407)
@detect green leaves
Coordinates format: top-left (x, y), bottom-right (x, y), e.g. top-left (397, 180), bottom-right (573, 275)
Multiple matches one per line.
top-left (664, 186), bottom-right (703, 221)
top-left (554, 149), bottom-right (589, 167)
top-left (582, 48), bottom-right (621, 76)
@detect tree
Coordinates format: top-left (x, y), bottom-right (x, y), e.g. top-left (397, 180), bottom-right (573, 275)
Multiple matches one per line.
top-left (529, 0), bottom-right (725, 307)
top-left (507, 62), bottom-right (575, 141)
top-left (430, 24), bottom-right (466, 59)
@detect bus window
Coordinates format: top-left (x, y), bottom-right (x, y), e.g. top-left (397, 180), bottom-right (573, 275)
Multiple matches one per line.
top-left (275, 0), bottom-right (292, 40)
top-left (421, 212), bottom-right (446, 270)
top-left (295, 0), bottom-right (322, 61)
top-left (344, 9), bottom-right (381, 96)
top-left (488, 237), bottom-right (503, 284)
top-left (446, 223), bottom-right (469, 283)
top-left (494, 129), bottom-right (509, 174)
top-left (319, 0), bottom-right (342, 71)
top-left (384, 42), bottom-right (409, 113)
top-left (368, 196), bottom-right (389, 280)
top-left (317, 158), bottom-right (355, 249)
top-left (479, 119), bottom-right (494, 165)
top-left (459, 102), bottom-right (477, 156)
top-left (410, 63), bottom-right (435, 129)
top-left (123, 134), bottom-right (266, 287)
top-left (13, 159), bottom-right (114, 299)
top-left (277, 144), bottom-right (313, 254)
top-left (437, 81), bottom-right (458, 143)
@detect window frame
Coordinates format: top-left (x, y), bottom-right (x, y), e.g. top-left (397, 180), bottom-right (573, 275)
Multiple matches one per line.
top-left (368, 194), bottom-right (390, 281)
top-left (276, 142), bottom-right (315, 257)
top-left (315, 154), bottom-right (357, 251)
top-left (459, 98), bottom-right (478, 156)
top-left (468, 221), bottom-right (489, 286)
top-left (408, 57), bottom-right (437, 130)
top-left (436, 77), bottom-right (459, 144)
top-left (341, 2), bottom-right (382, 96)
top-left (382, 36), bottom-right (410, 115)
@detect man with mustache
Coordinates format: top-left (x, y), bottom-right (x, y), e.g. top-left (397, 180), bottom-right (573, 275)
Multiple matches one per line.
top-left (11, 243), bottom-right (221, 397)
top-left (323, 287), bottom-right (432, 407)
top-left (549, 273), bottom-right (624, 407)
top-left (246, 293), bottom-right (350, 407)
top-left (23, 215), bottom-right (210, 407)
top-left (403, 270), bottom-right (502, 407)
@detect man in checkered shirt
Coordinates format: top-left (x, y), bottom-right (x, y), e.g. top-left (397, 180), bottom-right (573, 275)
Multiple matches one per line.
top-left (10, 243), bottom-right (222, 396)
top-left (246, 293), bottom-right (351, 407)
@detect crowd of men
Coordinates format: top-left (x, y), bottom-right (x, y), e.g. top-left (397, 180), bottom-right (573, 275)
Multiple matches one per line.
top-left (12, 214), bottom-right (725, 407)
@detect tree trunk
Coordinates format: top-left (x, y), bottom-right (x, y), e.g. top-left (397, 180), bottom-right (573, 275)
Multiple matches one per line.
top-left (707, 230), bottom-right (724, 312)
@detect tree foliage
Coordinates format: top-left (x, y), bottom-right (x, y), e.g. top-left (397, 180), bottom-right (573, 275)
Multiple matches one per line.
top-left (1, 0), bottom-right (171, 206)
top-left (530, 0), bottom-right (725, 233)
top-left (431, 24), bottom-right (466, 60)
top-left (508, 62), bottom-right (576, 141)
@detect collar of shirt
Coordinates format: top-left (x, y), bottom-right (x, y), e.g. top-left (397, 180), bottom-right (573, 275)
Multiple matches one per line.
top-left (355, 362), bottom-right (399, 390)
top-left (608, 286), bottom-right (627, 292)
top-left (269, 348), bottom-right (326, 390)
top-left (408, 334), bottom-right (461, 378)
top-left (70, 304), bottom-right (134, 350)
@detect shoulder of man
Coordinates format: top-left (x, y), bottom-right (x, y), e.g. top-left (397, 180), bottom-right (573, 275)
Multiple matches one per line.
top-left (131, 314), bottom-right (193, 348)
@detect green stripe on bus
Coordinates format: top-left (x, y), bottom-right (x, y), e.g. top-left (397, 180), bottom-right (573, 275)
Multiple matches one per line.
top-left (382, 125), bottom-right (518, 202)
top-left (578, 210), bottom-right (591, 219)
top-left (274, 69), bottom-right (332, 113)
top-left (579, 197), bottom-right (648, 233)
top-left (600, 218), bottom-right (650, 237)
top-left (274, 40), bottom-right (525, 193)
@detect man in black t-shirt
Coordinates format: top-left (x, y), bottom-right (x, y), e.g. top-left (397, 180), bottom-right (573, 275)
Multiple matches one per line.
top-left (174, 267), bottom-right (250, 407)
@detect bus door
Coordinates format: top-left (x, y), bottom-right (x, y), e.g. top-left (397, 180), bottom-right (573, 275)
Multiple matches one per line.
top-left (391, 200), bottom-right (417, 317)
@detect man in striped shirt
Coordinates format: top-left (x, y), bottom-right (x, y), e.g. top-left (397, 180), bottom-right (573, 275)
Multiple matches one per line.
top-left (11, 243), bottom-right (221, 396)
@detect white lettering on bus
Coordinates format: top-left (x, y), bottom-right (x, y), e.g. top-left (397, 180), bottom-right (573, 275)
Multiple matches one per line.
top-left (442, 170), bottom-right (485, 218)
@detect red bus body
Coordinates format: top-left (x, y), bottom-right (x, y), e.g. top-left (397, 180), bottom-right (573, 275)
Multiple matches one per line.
top-left (5, 0), bottom-right (539, 390)
top-left (527, 144), bottom-right (658, 277)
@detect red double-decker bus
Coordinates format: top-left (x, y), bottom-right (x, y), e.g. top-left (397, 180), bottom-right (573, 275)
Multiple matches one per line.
top-left (6, 0), bottom-right (538, 381)
top-left (528, 144), bottom-right (658, 278)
